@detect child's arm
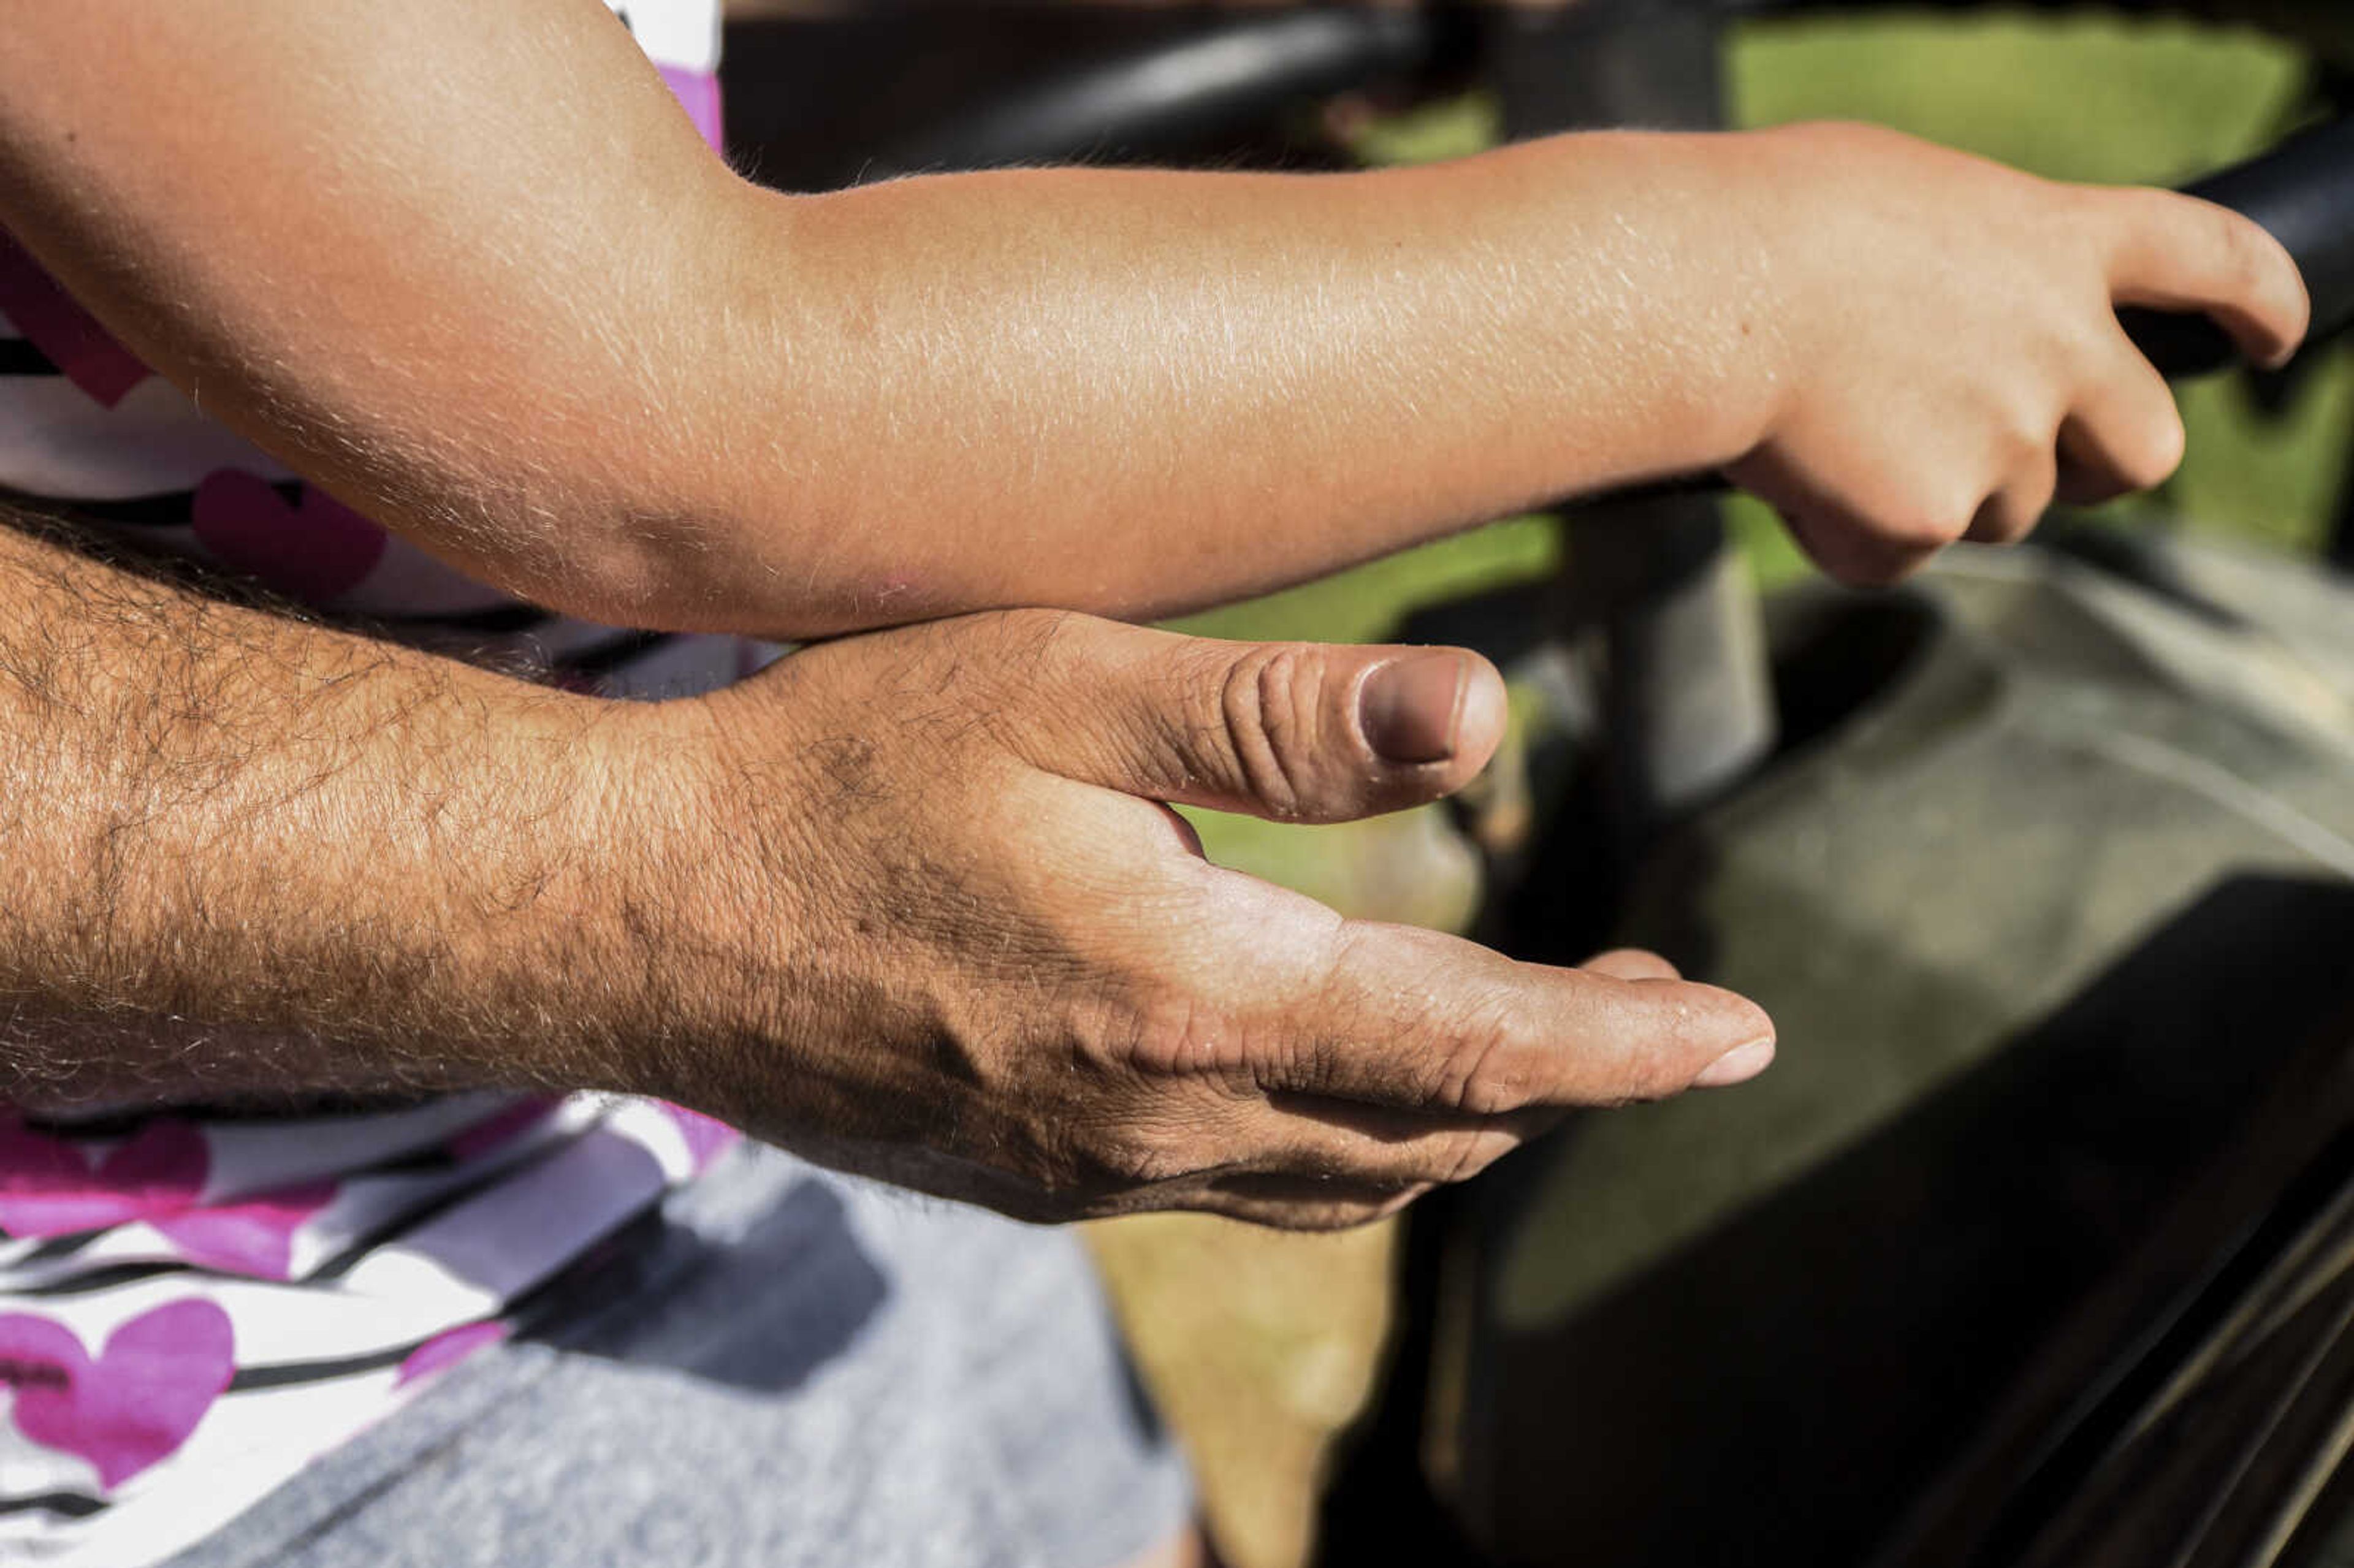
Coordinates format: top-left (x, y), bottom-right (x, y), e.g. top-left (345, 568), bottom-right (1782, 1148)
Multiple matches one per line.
top-left (0, 1), bottom-right (2308, 637)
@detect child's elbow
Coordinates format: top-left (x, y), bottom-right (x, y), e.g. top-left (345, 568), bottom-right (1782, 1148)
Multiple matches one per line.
top-left (517, 522), bottom-right (872, 644)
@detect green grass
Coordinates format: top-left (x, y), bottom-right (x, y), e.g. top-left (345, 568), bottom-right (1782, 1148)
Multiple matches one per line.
top-left (1178, 13), bottom-right (2354, 893)
top-left (1164, 511), bottom-right (1558, 646)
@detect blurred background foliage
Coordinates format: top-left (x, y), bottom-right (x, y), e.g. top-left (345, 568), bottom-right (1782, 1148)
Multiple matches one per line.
top-left (1086, 16), bottom-right (2354, 1568)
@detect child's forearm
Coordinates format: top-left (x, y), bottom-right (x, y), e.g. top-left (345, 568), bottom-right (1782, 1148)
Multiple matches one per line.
top-left (0, 2), bottom-right (2302, 633)
top-left (0, 1), bottom-right (1765, 637)
top-left (650, 118), bottom-right (2307, 614)
top-left (684, 139), bottom-right (1780, 632)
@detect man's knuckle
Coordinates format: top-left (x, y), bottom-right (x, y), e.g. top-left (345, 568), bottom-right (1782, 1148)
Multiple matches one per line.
top-left (1093, 1126), bottom-right (1194, 1189)
top-left (1433, 1013), bottom-right (1529, 1116)
top-left (1031, 1082), bottom-right (1205, 1192)
top-left (1114, 992), bottom-right (1248, 1084)
top-left (1219, 644), bottom-right (1319, 816)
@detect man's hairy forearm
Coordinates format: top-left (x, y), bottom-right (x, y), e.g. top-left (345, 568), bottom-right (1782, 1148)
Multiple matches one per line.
top-left (0, 514), bottom-right (688, 1111)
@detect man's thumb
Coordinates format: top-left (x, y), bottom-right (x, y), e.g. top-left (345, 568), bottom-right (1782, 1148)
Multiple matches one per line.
top-left (1009, 615), bottom-right (1509, 823)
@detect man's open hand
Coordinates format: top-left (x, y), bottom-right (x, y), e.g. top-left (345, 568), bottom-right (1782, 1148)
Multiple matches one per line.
top-left (641, 611), bottom-right (1775, 1230)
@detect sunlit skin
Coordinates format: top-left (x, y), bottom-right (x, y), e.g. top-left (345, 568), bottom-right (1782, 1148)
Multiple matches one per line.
top-left (0, 2), bottom-right (2308, 637)
top-left (2, 15), bottom-right (2308, 1568)
top-left (0, 5), bottom-right (2316, 1219)
top-left (0, 14), bottom-right (2310, 1560)
top-left (0, 519), bottom-right (1770, 1231)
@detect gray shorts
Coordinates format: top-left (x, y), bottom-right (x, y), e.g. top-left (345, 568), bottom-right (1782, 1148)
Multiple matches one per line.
top-left (163, 1140), bottom-right (1194, 1568)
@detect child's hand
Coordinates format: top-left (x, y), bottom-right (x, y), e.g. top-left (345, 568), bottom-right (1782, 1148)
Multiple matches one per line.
top-left (1716, 123), bottom-right (2310, 584)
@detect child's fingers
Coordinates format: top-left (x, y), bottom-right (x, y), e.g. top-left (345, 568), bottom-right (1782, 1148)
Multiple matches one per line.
top-left (2056, 338), bottom-right (2188, 507)
top-left (1965, 446), bottom-right (2059, 546)
top-left (2096, 187), bottom-right (2311, 369)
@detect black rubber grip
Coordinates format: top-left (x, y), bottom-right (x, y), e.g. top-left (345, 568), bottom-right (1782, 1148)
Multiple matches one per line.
top-left (2119, 116), bottom-right (2354, 377)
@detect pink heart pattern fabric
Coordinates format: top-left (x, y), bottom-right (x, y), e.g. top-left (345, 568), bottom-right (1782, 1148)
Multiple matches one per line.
top-left (0, 1119), bottom-right (209, 1238)
top-left (0, 1117), bottom-right (334, 1281)
top-left (0, 235), bottom-right (154, 409)
top-left (659, 1103), bottom-right (741, 1174)
top-left (190, 470), bottom-right (388, 603)
top-left (0, 1300), bottom-right (235, 1489)
top-left (657, 63), bottom-right (725, 153)
top-left (153, 1181), bottom-right (340, 1281)
top-left (394, 1318), bottom-right (511, 1389)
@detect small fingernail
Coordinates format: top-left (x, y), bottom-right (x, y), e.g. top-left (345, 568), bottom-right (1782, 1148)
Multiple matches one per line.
top-left (1358, 652), bottom-right (1468, 764)
top-left (1692, 1038), bottom-right (1777, 1090)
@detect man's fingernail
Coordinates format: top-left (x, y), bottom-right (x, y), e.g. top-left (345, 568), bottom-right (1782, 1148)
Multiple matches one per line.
top-left (1359, 652), bottom-right (1468, 764)
top-left (1693, 1039), bottom-right (1776, 1089)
